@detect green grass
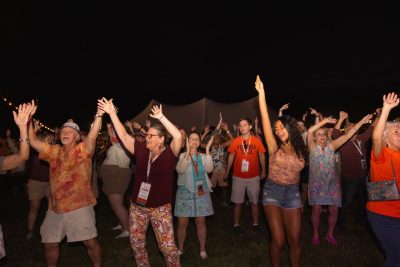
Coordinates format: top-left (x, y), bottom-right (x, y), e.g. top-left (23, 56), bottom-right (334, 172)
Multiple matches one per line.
top-left (0, 189), bottom-right (384, 267)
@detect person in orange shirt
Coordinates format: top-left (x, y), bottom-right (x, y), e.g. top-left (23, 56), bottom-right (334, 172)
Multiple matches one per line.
top-left (28, 100), bottom-right (103, 267)
top-left (225, 117), bottom-right (266, 236)
top-left (367, 92), bottom-right (400, 267)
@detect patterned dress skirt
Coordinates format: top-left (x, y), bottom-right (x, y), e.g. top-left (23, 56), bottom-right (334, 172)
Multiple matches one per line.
top-left (174, 186), bottom-right (214, 217)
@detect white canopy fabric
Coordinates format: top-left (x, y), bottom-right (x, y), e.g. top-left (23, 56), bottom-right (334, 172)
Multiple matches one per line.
top-left (130, 97), bottom-right (277, 132)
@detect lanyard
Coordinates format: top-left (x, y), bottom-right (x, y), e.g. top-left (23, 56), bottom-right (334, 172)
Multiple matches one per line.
top-left (241, 137), bottom-right (251, 155)
top-left (190, 153), bottom-right (199, 176)
top-left (352, 140), bottom-right (363, 156)
top-left (146, 148), bottom-right (165, 182)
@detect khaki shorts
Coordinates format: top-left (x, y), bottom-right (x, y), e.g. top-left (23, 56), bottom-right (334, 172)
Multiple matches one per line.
top-left (40, 205), bottom-right (97, 243)
top-left (27, 179), bottom-right (49, 200)
top-left (210, 169), bottom-right (228, 187)
top-left (231, 176), bottom-right (260, 204)
top-left (100, 165), bottom-right (131, 194)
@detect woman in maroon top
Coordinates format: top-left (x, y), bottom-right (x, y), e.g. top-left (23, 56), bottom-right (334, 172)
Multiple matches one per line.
top-left (98, 98), bottom-right (182, 267)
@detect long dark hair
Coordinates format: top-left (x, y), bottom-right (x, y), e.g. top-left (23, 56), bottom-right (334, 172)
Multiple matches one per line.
top-left (274, 115), bottom-right (308, 161)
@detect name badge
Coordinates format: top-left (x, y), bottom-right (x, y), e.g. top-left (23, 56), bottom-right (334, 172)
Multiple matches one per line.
top-left (335, 153), bottom-right (340, 163)
top-left (196, 181), bottom-right (205, 196)
top-left (136, 182), bottom-right (151, 206)
top-left (361, 159), bottom-right (368, 170)
top-left (241, 159), bottom-right (249, 172)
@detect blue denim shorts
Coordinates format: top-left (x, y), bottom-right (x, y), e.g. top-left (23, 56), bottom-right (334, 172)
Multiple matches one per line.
top-left (262, 179), bottom-right (302, 209)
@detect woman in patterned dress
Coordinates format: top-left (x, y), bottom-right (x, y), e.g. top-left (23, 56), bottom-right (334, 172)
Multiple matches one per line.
top-left (307, 115), bottom-right (371, 246)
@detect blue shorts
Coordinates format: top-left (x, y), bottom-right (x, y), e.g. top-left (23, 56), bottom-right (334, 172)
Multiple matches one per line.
top-left (262, 179), bottom-right (302, 209)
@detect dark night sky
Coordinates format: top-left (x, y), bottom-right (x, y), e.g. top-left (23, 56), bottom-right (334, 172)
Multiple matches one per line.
top-left (1, 2), bottom-right (400, 134)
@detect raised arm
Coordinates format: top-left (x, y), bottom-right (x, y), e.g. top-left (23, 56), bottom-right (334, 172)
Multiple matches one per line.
top-left (371, 108), bottom-right (382, 127)
top-left (309, 107), bottom-right (321, 124)
top-left (278, 103), bottom-right (290, 117)
top-left (335, 111), bottom-right (348, 130)
top-left (302, 111), bottom-right (308, 123)
top-left (98, 98), bottom-right (136, 154)
top-left (27, 101), bottom-right (47, 154)
top-left (149, 105), bottom-right (182, 157)
top-left (1, 102), bottom-right (32, 172)
top-left (330, 114), bottom-right (372, 151)
top-left (372, 93), bottom-right (399, 157)
top-left (84, 105), bottom-right (104, 155)
top-left (220, 122), bottom-right (233, 148)
top-left (255, 75), bottom-right (277, 155)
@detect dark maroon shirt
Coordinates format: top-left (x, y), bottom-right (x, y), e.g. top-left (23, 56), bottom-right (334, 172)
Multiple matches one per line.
top-left (131, 140), bottom-right (178, 207)
top-left (332, 126), bottom-right (373, 178)
top-left (29, 151), bottom-right (50, 182)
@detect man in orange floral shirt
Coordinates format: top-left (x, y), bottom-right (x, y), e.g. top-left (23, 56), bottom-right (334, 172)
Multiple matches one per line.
top-left (28, 100), bottom-right (103, 267)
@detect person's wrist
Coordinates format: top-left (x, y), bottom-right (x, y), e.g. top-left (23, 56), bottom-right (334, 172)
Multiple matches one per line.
top-left (158, 115), bottom-right (165, 120)
top-left (226, 130), bottom-right (230, 134)
top-left (19, 137), bottom-right (29, 142)
top-left (95, 113), bottom-right (103, 119)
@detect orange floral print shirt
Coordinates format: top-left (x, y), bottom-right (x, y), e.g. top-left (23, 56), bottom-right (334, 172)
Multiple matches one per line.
top-left (40, 142), bottom-right (96, 213)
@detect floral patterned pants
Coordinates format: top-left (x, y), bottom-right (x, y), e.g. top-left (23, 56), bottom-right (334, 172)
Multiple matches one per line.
top-left (129, 203), bottom-right (180, 267)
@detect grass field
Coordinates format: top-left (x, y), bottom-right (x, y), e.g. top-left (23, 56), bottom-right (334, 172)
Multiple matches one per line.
top-left (0, 185), bottom-right (384, 267)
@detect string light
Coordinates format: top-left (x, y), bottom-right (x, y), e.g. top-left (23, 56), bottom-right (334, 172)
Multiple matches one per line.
top-left (0, 94), bottom-right (55, 132)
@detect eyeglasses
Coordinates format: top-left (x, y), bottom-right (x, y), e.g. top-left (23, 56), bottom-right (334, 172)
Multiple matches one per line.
top-left (145, 133), bottom-right (160, 139)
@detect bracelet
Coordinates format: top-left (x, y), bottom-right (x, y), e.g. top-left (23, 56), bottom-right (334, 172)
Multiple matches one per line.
top-left (19, 138), bottom-right (29, 142)
top-left (95, 113), bottom-right (103, 118)
top-left (159, 115), bottom-right (165, 120)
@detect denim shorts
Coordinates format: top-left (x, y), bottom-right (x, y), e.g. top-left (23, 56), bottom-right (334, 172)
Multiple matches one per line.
top-left (262, 179), bottom-right (302, 209)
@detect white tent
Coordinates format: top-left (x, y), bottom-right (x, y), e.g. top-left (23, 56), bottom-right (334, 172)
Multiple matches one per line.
top-left (130, 97), bottom-right (277, 132)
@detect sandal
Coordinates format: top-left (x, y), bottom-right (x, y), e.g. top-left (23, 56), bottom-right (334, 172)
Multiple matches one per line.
top-left (325, 235), bottom-right (338, 246)
top-left (311, 236), bottom-right (320, 246)
top-left (200, 251), bottom-right (208, 260)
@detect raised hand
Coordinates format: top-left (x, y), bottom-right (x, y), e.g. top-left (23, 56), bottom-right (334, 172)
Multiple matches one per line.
top-left (185, 137), bottom-right (190, 150)
top-left (279, 103), bottom-right (290, 112)
top-left (29, 100), bottom-right (38, 118)
top-left (383, 92), bottom-right (399, 110)
top-left (221, 122), bottom-right (229, 131)
top-left (206, 135), bottom-right (214, 152)
top-left (339, 111), bottom-right (348, 120)
top-left (254, 116), bottom-right (259, 125)
top-left (255, 75), bottom-right (265, 94)
top-left (361, 114), bottom-right (373, 124)
top-left (323, 116), bottom-right (337, 125)
top-left (217, 112), bottom-right (223, 128)
top-left (33, 119), bottom-right (42, 133)
top-left (309, 107), bottom-right (319, 116)
top-left (13, 103), bottom-right (33, 127)
top-left (302, 111), bottom-right (308, 121)
top-left (149, 105), bottom-right (164, 120)
top-left (97, 97), bottom-right (117, 115)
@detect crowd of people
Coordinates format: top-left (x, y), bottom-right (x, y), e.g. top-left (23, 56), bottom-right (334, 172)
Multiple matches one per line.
top-left (0, 79), bottom-right (399, 267)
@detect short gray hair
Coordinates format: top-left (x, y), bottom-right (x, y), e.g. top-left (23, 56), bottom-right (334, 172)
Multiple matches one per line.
top-left (383, 121), bottom-right (400, 144)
